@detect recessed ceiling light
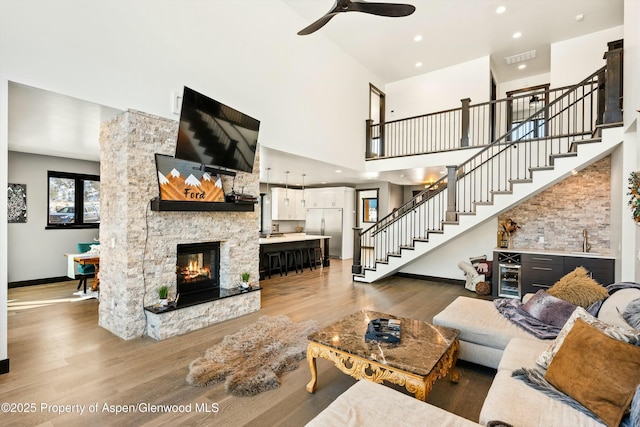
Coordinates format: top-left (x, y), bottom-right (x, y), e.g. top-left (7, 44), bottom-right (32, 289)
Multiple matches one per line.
top-left (414, 35), bottom-right (422, 42)
top-left (496, 6), bottom-right (506, 14)
top-left (575, 13), bottom-right (584, 21)
top-left (518, 64), bottom-right (526, 70)
top-left (513, 32), bottom-right (522, 39)
top-left (415, 62), bottom-right (423, 68)
top-left (335, 170), bottom-right (342, 173)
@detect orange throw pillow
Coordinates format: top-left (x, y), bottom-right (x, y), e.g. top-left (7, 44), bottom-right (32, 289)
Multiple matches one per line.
top-left (544, 319), bottom-right (640, 427)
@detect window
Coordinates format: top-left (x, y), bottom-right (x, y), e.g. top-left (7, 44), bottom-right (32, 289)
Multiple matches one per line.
top-left (362, 198), bottom-right (378, 223)
top-left (47, 171), bottom-right (100, 228)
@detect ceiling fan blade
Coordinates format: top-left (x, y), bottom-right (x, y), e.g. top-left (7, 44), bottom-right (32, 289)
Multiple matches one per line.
top-left (349, 2), bottom-right (416, 17)
top-left (297, 12), bottom-right (340, 35)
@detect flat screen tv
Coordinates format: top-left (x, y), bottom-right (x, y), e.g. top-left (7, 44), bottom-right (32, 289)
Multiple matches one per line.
top-left (175, 86), bottom-right (260, 174)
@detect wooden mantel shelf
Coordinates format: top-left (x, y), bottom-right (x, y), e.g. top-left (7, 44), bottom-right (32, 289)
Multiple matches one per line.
top-left (150, 198), bottom-right (255, 212)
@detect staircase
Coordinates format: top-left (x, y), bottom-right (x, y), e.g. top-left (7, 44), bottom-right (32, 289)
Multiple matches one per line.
top-left (353, 65), bottom-right (624, 283)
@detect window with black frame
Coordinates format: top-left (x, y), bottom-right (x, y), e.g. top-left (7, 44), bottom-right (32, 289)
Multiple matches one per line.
top-left (47, 171), bottom-right (100, 228)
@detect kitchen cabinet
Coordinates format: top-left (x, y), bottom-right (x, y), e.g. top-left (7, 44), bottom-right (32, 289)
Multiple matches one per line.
top-left (271, 188), bottom-right (305, 220)
top-left (493, 249), bottom-right (615, 298)
top-left (305, 187), bottom-right (347, 208)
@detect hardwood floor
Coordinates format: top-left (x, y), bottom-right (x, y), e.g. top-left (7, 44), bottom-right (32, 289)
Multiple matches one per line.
top-left (3, 260), bottom-right (495, 426)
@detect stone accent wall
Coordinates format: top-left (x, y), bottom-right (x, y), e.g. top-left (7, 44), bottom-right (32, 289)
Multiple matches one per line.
top-left (98, 110), bottom-right (260, 340)
top-left (499, 156), bottom-right (611, 253)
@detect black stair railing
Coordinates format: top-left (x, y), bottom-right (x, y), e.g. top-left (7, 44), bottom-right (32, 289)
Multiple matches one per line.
top-left (354, 66), bottom-right (609, 275)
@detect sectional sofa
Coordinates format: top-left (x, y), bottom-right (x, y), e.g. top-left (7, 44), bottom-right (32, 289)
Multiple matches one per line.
top-left (306, 286), bottom-right (640, 427)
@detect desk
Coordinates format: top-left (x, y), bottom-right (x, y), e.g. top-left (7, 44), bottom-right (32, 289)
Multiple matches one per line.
top-left (66, 253), bottom-right (100, 292)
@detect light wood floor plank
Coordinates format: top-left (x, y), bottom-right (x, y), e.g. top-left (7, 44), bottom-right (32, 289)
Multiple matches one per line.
top-left (2, 260), bottom-right (494, 426)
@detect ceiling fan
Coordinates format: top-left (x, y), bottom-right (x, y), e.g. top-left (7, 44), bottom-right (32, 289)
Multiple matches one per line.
top-left (297, 0), bottom-right (416, 36)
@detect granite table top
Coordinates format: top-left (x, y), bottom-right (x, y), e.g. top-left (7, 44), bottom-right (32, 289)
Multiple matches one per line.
top-left (308, 310), bottom-right (460, 377)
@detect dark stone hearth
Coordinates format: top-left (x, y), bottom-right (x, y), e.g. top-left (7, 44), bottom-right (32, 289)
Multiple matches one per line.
top-left (144, 286), bottom-right (261, 314)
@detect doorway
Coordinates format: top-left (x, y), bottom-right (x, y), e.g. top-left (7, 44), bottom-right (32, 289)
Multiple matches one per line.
top-left (369, 84), bottom-right (385, 157)
top-left (506, 84), bottom-right (549, 141)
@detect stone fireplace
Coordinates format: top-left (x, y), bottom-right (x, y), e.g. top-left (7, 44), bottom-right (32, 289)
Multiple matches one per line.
top-left (98, 109), bottom-right (261, 340)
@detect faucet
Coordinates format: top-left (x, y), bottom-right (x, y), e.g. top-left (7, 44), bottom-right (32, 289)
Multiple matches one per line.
top-left (582, 229), bottom-right (591, 253)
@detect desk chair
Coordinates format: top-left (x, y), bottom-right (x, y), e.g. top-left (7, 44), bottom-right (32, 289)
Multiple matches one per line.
top-left (76, 242), bottom-right (96, 293)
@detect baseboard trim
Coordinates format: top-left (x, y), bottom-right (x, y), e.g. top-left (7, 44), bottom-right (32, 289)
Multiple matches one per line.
top-left (8, 276), bottom-right (72, 288)
top-left (393, 272), bottom-right (465, 286)
top-left (0, 358), bottom-right (9, 375)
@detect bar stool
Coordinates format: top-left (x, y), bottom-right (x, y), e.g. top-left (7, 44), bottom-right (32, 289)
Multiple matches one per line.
top-left (283, 249), bottom-right (303, 275)
top-left (266, 252), bottom-right (283, 279)
top-left (307, 247), bottom-right (324, 270)
top-left (304, 248), bottom-right (315, 272)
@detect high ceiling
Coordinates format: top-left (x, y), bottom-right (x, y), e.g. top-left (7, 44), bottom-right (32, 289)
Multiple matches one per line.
top-left (7, 0), bottom-right (624, 187)
top-left (284, 0), bottom-right (623, 83)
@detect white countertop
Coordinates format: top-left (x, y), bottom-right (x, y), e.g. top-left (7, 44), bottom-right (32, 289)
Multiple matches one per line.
top-left (259, 233), bottom-right (331, 245)
top-left (494, 247), bottom-right (615, 259)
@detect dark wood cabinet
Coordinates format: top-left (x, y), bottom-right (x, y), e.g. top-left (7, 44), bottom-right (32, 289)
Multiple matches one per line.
top-left (563, 256), bottom-right (615, 288)
top-left (520, 254), bottom-right (564, 295)
top-left (493, 250), bottom-right (615, 298)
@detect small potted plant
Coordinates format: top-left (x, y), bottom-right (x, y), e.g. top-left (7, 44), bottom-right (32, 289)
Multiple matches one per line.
top-left (158, 285), bottom-right (170, 306)
top-left (241, 272), bottom-right (250, 289)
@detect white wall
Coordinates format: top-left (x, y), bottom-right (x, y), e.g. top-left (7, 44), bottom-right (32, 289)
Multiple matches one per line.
top-left (497, 73), bottom-right (551, 99)
top-left (384, 56), bottom-right (491, 121)
top-left (400, 219), bottom-right (498, 281)
top-left (0, 78), bottom-right (7, 367)
top-left (550, 26), bottom-right (624, 87)
top-left (624, 1), bottom-right (640, 133)
top-left (624, 0), bottom-right (640, 281)
top-left (8, 152), bottom-right (100, 282)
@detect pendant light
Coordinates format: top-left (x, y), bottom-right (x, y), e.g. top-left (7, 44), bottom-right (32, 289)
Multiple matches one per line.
top-left (301, 174), bottom-right (306, 207)
top-left (265, 168), bottom-right (271, 205)
top-left (284, 171), bottom-right (290, 206)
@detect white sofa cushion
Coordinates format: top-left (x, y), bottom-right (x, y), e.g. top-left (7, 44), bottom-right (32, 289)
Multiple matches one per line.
top-left (597, 288), bottom-right (640, 327)
top-left (433, 296), bottom-right (542, 350)
top-left (496, 338), bottom-right (549, 373)
top-left (479, 369), bottom-right (604, 427)
top-left (306, 380), bottom-right (478, 427)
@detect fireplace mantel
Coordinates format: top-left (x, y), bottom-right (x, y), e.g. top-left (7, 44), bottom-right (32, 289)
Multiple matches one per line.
top-left (150, 198), bottom-right (255, 212)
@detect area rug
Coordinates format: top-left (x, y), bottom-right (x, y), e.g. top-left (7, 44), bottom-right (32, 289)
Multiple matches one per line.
top-left (186, 314), bottom-right (320, 396)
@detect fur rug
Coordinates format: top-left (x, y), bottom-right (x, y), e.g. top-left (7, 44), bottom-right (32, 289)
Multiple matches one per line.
top-left (186, 314), bottom-right (320, 396)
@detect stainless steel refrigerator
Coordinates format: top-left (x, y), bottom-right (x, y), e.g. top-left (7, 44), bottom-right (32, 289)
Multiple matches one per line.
top-left (305, 208), bottom-right (343, 258)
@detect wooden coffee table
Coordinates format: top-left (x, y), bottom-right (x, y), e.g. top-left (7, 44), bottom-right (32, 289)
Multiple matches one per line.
top-left (306, 310), bottom-right (460, 401)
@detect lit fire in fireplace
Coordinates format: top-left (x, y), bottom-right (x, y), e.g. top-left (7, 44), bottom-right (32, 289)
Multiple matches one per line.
top-left (178, 255), bottom-right (211, 283)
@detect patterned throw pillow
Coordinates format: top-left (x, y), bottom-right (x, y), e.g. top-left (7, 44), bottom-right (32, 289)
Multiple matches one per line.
top-left (546, 266), bottom-right (609, 307)
top-left (622, 298), bottom-right (640, 330)
top-left (536, 306), bottom-right (640, 369)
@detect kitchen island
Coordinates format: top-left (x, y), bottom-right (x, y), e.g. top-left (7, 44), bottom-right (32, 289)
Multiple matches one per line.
top-left (259, 233), bottom-right (331, 278)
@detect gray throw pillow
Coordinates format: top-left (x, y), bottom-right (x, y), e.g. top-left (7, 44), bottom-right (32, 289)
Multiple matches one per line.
top-left (521, 289), bottom-right (577, 328)
top-left (622, 297), bottom-right (640, 330)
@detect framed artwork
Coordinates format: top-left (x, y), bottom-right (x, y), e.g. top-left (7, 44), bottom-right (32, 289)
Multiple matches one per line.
top-left (362, 198), bottom-right (378, 223)
top-left (8, 183), bottom-right (27, 223)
